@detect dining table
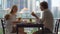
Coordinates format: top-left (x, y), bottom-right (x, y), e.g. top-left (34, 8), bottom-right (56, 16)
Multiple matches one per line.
top-left (16, 23), bottom-right (44, 34)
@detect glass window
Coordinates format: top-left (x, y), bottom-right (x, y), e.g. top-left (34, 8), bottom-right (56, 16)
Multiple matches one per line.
top-left (52, 0), bottom-right (60, 19)
top-left (0, 0), bottom-right (60, 19)
top-left (0, 0), bottom-right (2, 8)
top-left (0, 0), bottom-right (60, 34)
top-left (0, 0), bottom-right (1, 5)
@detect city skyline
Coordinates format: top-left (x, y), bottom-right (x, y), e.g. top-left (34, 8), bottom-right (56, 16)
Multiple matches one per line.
top-left (0, 0), bottom-right (60, 19)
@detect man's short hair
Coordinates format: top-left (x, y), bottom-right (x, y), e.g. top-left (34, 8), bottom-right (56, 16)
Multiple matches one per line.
top-left (40, 1), bottom-right (48, 9)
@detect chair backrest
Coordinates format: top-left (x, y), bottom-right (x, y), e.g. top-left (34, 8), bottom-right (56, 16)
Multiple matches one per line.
top-left (54, 19), bottom-right (60, 34)
top-left (1, 19), bottom-right (5, 34)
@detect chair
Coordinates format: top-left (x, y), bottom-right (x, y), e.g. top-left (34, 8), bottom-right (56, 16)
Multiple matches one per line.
top-left (54, 19), bottom-right (60, 34)
top-left (1, 19), bottom-right (5, 34)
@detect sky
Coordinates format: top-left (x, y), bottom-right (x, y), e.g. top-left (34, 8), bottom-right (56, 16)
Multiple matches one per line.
top-left (52, 0), bottom-right (60, 7)
top-left (40, 0), bottom-right (60, 7)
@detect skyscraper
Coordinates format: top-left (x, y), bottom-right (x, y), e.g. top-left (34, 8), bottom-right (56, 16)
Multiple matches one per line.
top-left (58, 7), bottom-right (60, 18)
top-left (48, 0), bottom-right (51, 10)
top-left (53, 7), bottom-right (58, 18)
top-left (20, 0), bottom-right (28, 11)
top-left (32, 0), bottom-right (36, 11)
top-left (0, 0), bottom-right (2, 9)
top-left (7, 0), bottom-right (13, 8)
top-left (25, 0), bottom-right (28, 8)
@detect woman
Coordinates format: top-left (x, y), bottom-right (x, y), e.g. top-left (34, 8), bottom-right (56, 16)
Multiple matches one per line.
top-left (4, 5), bottom-right (18, 34)
top-left (5, 5), bottom-right (27, 34)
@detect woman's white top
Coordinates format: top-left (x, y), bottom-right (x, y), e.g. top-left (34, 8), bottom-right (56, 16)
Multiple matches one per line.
top-left (5, 14), bottom-right (16, 33)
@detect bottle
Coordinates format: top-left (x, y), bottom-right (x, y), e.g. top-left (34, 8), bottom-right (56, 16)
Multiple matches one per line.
top-left (29, 18), bottom-right (32, 23)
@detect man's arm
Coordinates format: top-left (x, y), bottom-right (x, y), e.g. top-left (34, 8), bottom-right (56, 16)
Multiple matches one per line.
top-left (31, 12), bottom-right (39, 19)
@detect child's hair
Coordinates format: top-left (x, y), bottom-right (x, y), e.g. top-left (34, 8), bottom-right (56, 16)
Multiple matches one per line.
top-left (5, 14), bottom-right (10, 20)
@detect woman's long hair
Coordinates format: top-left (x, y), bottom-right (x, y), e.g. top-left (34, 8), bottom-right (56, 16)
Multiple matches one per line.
top-left (10, 5), bottom-right (17, 14)
top-left (5, 5), bottom-right (17, 20)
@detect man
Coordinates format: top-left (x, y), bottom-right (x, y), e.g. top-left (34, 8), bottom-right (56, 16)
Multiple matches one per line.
top-left (31, 1), bottom-right (54, 34)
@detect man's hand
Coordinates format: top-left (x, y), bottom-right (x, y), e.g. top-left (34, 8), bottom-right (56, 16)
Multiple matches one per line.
top-left (31, 12), bottom-right (39, 19)
top-left (31, 12), bottom-right (36, 17)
